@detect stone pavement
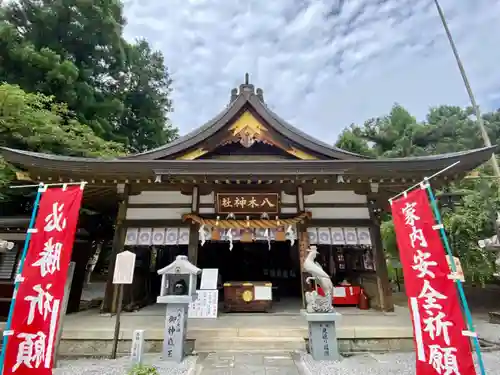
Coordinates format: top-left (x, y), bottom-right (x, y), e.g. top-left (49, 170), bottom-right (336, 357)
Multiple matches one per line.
top-left (297, 350), bottom-right (500, 375)
top-left (53, 354), bottom-right (196, 375)
top-left (195, 352), bottom-right (301, 375)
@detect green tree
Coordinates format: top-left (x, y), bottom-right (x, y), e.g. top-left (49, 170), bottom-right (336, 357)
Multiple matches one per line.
top-left (0, 0), bottom-right (177, 152)
top-left (336, 102), bottom-right (500, 282)
top-left (443, 177), bottom-right (499, 285)
top-left (0, 21), bottom-right (80, 105)
top-left (379, 180), bottom-right (499, 284)
top-left (337, 104), bottom-right (498, 158)
top-left (424, 106), bottom-right (486, 154)
top-left (482, 109), bottom-right (500, 147)
top-left (335, 104), bottom-right (429, 157)
top-left (118, 40), bottom-right (178, 152)
top-left (0, 83), bottom-right (124, 195)
top-left (335, 125), bottom-right (376, 158)
top-left (361, 104), bottom-right (428, 157)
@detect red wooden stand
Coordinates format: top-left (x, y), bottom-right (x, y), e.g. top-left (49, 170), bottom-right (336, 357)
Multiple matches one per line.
top-left (332, 286), bottom-right (361, 305)
top-left (315, 285), bottom-right (361, 305)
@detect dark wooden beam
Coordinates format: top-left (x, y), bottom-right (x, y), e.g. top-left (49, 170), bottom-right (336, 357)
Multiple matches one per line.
top-left (101, 184), bottom-right (130, 313)
top-left (368, 198), bottom-right (394, 312)
top-left (188, 186), bottom-right (200, 265)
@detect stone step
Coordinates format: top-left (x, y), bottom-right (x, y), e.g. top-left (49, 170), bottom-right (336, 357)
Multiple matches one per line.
top-left (194, 336), bottom-right (305, 351)
top-left (189, 328), bottom-right (306, 339)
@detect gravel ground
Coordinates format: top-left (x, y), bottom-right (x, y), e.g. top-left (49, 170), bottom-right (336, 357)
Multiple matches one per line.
top-left (299, 351), bottom-right (500, 375)
top-left (53, 354), bottom-right (197, 375)
top-left (476, 319), bottom-right (500, 344)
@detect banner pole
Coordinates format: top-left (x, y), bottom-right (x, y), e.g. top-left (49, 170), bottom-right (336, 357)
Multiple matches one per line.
top-left (9, 181), bottom-right (86, 189)
top-left (424, 181), bottom-right (487, 375)
top-left (0, 183), bottom-right (46, 375)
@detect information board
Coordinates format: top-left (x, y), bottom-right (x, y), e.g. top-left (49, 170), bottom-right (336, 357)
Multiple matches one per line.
top-left (254, 285), bottom-right (272, 300)
top-left (188, 290), bottom-right (218, 318)
top-left (200, 268), bottom-right (219, 290)
top-left (113, 250), bottom-right (136, 284)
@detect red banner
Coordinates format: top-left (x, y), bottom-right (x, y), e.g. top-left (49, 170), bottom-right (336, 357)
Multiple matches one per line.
top-left (3, 186), bottom-right (83, 375)
top-left (391, 188), bottom-right (476, 375)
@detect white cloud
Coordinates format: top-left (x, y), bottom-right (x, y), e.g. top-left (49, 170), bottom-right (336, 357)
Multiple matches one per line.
top-left (122, 0), bottom-right (500, 144)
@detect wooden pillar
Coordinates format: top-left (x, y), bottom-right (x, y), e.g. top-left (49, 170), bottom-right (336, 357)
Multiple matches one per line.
top-left (67, 240), bottom-right (92, 314)
top-left (296, 186), bottom-right (308, 308)
top-left (187, 186), bottom-right (200, 265)
top-left (369, 200), bottom-right (394, 312)
top-left (188, 224), bottom-right (199, 265)
top-left (298, 226), bottom-right (309, 308)
top-left (101, 184), bottom-right (129, 313)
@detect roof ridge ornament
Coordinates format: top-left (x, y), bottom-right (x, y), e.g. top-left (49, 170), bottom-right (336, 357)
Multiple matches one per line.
top-left (230, 88), bottom-right (238, 102)
top-left (229, 73), bottom-right (264, 103)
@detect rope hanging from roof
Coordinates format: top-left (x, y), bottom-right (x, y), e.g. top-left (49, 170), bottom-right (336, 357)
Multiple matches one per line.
top-left (182, 211), bottom-right (311, 229)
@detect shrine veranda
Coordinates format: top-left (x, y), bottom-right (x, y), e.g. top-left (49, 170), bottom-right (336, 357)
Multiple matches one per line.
top-left (0, 78), bottom-right (495, 352)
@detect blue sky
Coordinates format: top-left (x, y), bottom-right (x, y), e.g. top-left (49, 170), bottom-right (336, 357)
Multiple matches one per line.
top-left (122, 0), bottom-right (500, 145)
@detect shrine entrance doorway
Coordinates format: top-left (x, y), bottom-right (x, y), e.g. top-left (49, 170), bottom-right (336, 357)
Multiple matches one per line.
top-left (197, 240), bottom-right (302, 310)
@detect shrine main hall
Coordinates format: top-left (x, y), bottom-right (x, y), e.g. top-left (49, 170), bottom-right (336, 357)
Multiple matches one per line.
top-left (1, 77), bottom-right (495, 314)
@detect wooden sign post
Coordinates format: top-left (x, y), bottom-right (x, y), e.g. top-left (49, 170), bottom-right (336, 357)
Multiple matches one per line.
top-left (53, 262), bottom-right (75, 367)
top-left (111, 250), bottom-right (136, 359)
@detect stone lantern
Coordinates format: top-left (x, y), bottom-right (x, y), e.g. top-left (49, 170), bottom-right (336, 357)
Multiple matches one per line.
top-left (156, 255), bottom-right (201, 362)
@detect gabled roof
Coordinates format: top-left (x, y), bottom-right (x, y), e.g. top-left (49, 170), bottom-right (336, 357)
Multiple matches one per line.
top-left (0, 75), bottom-right (497, 187)
top-left (123, 79), bottom-right (366, 160)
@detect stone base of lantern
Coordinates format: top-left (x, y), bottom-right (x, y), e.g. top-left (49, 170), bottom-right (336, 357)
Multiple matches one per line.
top-left (161, 303), bottom-right (189, 363)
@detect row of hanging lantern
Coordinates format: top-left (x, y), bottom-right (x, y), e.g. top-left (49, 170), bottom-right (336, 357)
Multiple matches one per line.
top-left (198, 212), bottom-right (296, 251)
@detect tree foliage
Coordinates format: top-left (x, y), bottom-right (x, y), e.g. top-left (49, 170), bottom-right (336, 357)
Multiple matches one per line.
top-left (0, 84), bottom-right (125, 157)
top-left (0, 0), bottom-right (180, 215)
top-left (335, 125), bottom-right (376, 158)
top-left (335, 104), bottom-right (500, 283)
top-left (118, 40), bottom-right (178, 152)
top-left (0, 83), bottom-right (125, 194)
top-left (0, 0), bottom-right (178, 152)
top-left (442, 177), bottom-right (499, 286)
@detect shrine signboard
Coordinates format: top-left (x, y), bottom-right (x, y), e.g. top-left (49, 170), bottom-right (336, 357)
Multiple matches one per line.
top-left (216, 193), bottom-right (279, 214)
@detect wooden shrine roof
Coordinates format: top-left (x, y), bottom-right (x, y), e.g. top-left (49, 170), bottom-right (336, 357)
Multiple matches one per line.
top-left (122, 80), bottom-right (365, 161)
top-left (0, 145), bottom-right (496, 181)
top-left (0, 75), bottom-right (497, 187)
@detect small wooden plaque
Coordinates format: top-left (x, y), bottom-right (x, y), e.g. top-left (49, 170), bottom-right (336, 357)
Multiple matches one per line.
top-left (275, 228), bottom-right (286, 242)
top-left (241, 229), bottom-right (253, 242)
top-left (211, 228), bottom-right (221, 241)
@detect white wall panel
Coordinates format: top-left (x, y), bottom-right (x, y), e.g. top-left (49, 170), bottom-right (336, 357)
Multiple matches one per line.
top-left (281, 192), bottom-right (296, 204)
top-left (200, 192), bottom-right (214, 204)
top-left (199, 207), bottom-right (215, 214)
top-left (309, 207), bottom-right (370, 220)
top-left (304, 191), bottom-right (366, 204)
top-left (281, 207), bottom-right (298, 214)
top-left (126, 207), bottom-right (190, 220)
top-left (128, 191), bottom-right (191, 205)
top-left (0, 233), bottom-right (25, 241)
